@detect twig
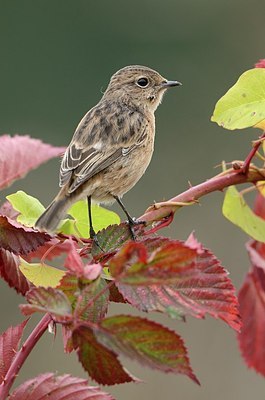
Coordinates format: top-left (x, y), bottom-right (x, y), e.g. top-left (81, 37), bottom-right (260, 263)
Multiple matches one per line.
top-left (241, 132), bottom-right (265, 174)
top-left (138, 166), bottom-right (265, 225)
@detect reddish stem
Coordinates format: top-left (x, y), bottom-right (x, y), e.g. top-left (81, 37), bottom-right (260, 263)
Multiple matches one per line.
top-left (0, 314), bottom-right (51, 399)
top-left (143, 212), bottom-right (175, 235)
top-left (138, 167), bottom-right (265, 225)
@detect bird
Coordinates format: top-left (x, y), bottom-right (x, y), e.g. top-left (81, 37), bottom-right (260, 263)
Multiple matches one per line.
top-left (35, 65), bottom-right (181, 242)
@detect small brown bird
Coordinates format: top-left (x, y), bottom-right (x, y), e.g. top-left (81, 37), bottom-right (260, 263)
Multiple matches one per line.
top-left (35, 65), bottom-right (181, 240)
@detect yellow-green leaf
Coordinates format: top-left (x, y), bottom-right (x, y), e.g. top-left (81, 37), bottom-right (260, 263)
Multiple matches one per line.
top-left (223, 186), bottom-right (265, 242)
top-left (7, 191), bottom-right (45, 227)
top-left (19, 258), bottom-right (65, 287)
top-left (59, 200), bottom-right (120, 238)
top-left (211, 68), bottom-right (265, 130)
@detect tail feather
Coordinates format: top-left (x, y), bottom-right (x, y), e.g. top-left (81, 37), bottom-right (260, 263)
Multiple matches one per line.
top-left (35, 197), bottom-right (69, 232)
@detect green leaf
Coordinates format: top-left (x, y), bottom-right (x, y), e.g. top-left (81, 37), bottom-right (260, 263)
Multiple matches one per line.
top-left (7, 191), bottom-right (45, 227)
top-left (211, 68), bottom-right (265, 130)
top-left (6, 191), bottom-right (120, 237)
top-left (91, 223), bottom-right (132, 257)
top-left (59, 200), bottom-right (120, 238)
top-left (98, 315), bottom-right (199, 384)
top-left (223, 186), bottom-right (265, 242)
top-left (73, 324), bottom-right (136, 385)
top-left (19, 258), bottom-right (65, 287)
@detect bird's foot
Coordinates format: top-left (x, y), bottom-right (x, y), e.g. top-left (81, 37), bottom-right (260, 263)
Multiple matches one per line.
top-left (126, 217), bottom-right (146, 241)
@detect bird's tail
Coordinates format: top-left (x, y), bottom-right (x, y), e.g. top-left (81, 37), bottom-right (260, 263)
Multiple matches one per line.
top-left (35, 197), bottom-right (70, 232)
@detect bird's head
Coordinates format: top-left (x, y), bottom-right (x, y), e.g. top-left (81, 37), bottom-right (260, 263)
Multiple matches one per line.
top-left (103, 65), bottom-right (181, 112)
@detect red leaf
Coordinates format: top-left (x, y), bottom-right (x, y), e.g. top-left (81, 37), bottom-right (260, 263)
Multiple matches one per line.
top-left (109, 239), bottom-right (197, 284)
top-left (0, 215), bottom-right (51, 255)
top-left (73, 325), bottom-right (137, 385)
top-left (238, 242), bottom-right (265, 376)
top-left (26, 238), bottom-right (74, 262)
top-left (109, 283), bottom-right (126, 304)
top-left (64, 239), bottom-right (85, 276)
top-left (0, 319), bottom-right (28, 383)
top-left (9, 373), bottom-right (114, 400)
top-left (253, 192), bottom-right (265, 220)
top-left (20, 287), bottom-right (73, 322)
top-left (0, 248), bottom-right (30, 295)
top-left (185, 232), bottom-right (204, 254)
top-left (64, 239), bottom-right (102, 280)
top-left (0, 135), bottom-right (65, 189)
top-left (83, 264), bottom-right (102, 281)
top-left (111, 238), bottom-right (241, 331)
top-left (98, 315), bottom-right (199, 384)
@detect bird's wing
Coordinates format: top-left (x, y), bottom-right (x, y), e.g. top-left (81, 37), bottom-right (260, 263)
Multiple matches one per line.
top-left (59, 104), bottom-right (148, 193)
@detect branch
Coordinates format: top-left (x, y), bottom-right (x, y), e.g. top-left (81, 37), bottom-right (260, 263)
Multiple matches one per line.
top-left (0, 314), bottom-right (51, 399)
top-left (139, 166), bottom-right (265, 227)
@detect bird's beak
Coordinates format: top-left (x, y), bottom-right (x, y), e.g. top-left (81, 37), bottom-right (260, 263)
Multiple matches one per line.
top-left (161, 80), bottom-right (182, 88)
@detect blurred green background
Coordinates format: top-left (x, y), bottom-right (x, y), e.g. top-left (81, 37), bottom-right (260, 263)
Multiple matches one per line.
top-left (1, 0), bottom-right (265, 398)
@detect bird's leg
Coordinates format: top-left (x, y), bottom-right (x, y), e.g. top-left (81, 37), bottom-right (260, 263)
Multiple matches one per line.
top-left (87, 196), bottom-right (103, 250)
top-left (113, 195), bottom-right (145, 240)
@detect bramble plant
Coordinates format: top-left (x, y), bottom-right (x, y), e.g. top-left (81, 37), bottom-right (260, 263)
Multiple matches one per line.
top-left (1, 59), bottom-right (265, 399)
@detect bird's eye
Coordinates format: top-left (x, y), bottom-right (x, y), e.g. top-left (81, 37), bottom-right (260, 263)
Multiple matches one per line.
top-left (136, 77), bottom-right (149, 88)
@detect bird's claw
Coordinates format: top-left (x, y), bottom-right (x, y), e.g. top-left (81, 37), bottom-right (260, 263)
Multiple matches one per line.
top-left (126, 218), bottom-right (146, 240)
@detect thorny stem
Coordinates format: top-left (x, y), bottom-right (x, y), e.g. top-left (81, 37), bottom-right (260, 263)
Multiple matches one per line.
top-left (138, 166), bottom-right (265, 227)
top-left (0, 314), bottom-right (51, 400)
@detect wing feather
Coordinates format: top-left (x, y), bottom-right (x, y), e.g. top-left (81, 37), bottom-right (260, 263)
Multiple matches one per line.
top-left (59, 101), bottom-right (148, 193)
